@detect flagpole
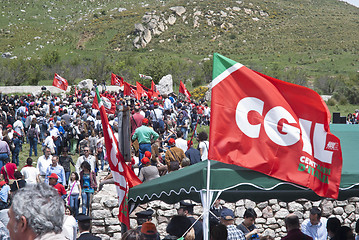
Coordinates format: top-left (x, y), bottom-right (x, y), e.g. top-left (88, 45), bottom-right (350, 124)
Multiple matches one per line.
top-left (204, 159), bottom-right (211, 240)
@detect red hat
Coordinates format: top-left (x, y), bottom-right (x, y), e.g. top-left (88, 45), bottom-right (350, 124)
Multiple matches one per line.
top-left (168, 138), bottom-right (176, 145)
top-left (6, 124), bottom-right (12, 128)
top-left (187, 140), bottom-right (193, 147)
top-left (0, 181), bottom-right (6, 187)
top-left (141, 157), bottom-right (150, 165)
top-left (49, 173), bottom-right (58, 179)
top-left (153, 102), bottom-right (158, 106)
top-left (141, 221), bottom-right (158, 235)
top-left (144, 151), bottom-right (152, 158)
top-left (142, 118), bottom-right (149, 125)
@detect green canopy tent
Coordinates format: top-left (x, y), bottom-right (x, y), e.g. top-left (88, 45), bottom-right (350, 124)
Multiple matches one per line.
top-left (128, 124), bottom-right (359, 238)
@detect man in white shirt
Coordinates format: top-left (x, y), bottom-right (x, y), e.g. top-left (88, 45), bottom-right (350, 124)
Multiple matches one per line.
top-left (13, 117), bottom-right (24, 138)
top-left (75, 147), bottom-right (96, 174)
top-left (175, 131), bottom-right (188, 153)
top-left (301, 207), bottom-right (327, 240)
top-left (21, 157), bottom-right (39, 184)
top-left (36, 147), bottom-right (53, 182)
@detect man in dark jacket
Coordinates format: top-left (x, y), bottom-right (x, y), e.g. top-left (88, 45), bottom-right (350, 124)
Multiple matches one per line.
top-left (76, 214), bottom-right (101, 240)
top-left (282, 214), bottom-right (313, 240)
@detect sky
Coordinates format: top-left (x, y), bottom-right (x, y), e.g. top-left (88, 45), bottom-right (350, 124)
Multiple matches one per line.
top-left (341, 0), bottom-right (359, 7)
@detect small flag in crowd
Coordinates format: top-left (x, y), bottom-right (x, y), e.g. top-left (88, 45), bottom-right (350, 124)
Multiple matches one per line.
top-left (208, 53), bottom-right (343, 199)
top-left (151, 80), bottom-right (159, 98)
top-left (139, 74), bottom-right (152, 80)
top-left (53, 73), bottom-right (68, 91)
top-left (95, 87), bottom-right (142, 228)
top-left (92, 93), bottom-right (116, 114)
top-left (123, 82), bottom-right (137, 98)
top-left (111, 73), bottom-right (124, 87)
top-left (179, 80), bottom-right (191, 100)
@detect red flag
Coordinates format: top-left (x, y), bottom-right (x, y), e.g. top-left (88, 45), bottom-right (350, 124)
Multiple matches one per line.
top-left (123, 82), bottom-right (137, 98)
top-left (92, 94), bottom-right (116, 114)
top-left (111, 73), bottom-right (124, 87)
top-left (95, 87), bottom-right (141, 228)
top-left (179, 80), bottom-right (191, 100)
top-left (136, 82), bottom-right (148, 100)
top-left (151, 80), bottom-right (159, 99)
top-left (209, 53), bottom-right (342, 199)
top-left (53, 73), bottom-right (68, 91)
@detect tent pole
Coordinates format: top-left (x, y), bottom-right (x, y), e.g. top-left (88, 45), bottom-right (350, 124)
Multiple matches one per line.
top-left (204, 160), bottom-right (211, 240)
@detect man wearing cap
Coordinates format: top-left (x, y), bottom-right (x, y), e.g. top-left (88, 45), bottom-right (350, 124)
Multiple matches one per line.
top-left (165, 138), bottom-right (186, 172)
top-left (132, 118), bottom-right (159, 162)
top-left (76, 213), bottom-right (101, 240)
top-left (141, 222), bottom-right (160, 240)
top-left (185, 140), bottom-right (201, 165)
top-left (48, 173), bottom-right (67, 199)
top-left (220, 208), bottom-right (245, 240)
top-left (136, 209), bottom-right (155, 229)
top-left (178, 201), bottom-right (203, 240)
top-left (0, 138), bottom-right (10, 170)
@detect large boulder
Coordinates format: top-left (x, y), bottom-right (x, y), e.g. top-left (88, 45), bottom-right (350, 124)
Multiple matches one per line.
top-left (78, 79), bottom-right (93, 90)
top-left (157, 75), bottom-right (173, 95)
top-left (169, 6), bottom-right (186, 16)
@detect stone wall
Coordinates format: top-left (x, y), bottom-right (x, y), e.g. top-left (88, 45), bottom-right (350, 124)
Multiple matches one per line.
top-left (91, 179), bottom-right (359, 239)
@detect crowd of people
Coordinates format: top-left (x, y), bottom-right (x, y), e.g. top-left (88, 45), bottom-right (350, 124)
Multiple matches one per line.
top-left (0, 88), bottom-right (212, 239)
top-left (0, 88), bottom-right (357, 240)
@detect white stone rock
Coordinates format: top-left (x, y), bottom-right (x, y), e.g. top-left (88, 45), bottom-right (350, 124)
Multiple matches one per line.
top-left (158, 21), bottom-right (165, 31)
top-left (92, 203), bottom-right (103, 210)
top-left (235, 200), bottom-right (244, 206)
top-left (269, 199), bottom-right (278, 205)
top-left (263, 229), bottom-right (275, 237)
top-left (244, 8), bottom-right (253, 15)
top-left (169, 6), bottom-right (186, 16)
top-left (244, 200), bottom-right (256, 209)
top-left (160, 203), bottom-right (173, 210)
top-left (78, 79), bottom-right (93, 90)
top-left (130, 218), bottom-right (137, 229)
top-left (274, 209), bottom-right (289, 219)
top-left (104, 199), bottom-right (119, 208)
top-left (256, 218), bottom-right (266, 224)
top-left (194, 11), bottom-right (202, 16)
top-left (233, 7), bottom-right (241, 11)
top-left (266, 217), bottom-right (276, 224)
top-left (288, 202), bottom-right (303, 212)
top-left (157, 74), bottom-right (173, 94)
top-left (220, 11), bottom-right (227, 17)
top-left (254, 207), bottom-right (262, 217)
top-left (168, 15), bottom-right (176, 25)
top-left (262, 206), bottom-right (274, 218)
top-left (118, 8), bottom-right (127, 13)
top-left (345, 204), bottom-right (356, 214)
top-left (148, 200), bottom-right (162, 208)
top-left (92, 226), bottom-right (106, 234)
top-left (252, 17), bottom-right (259, 21)
top-left (107, 225), bottom-right (122, 233)
top-left (92, 195), bottom-right (102, 203)
top-left (92, 209), bottom-right (112, 219)
top-left (157, 209), bottom-right (177, 217)
top-left (142, 15), bottom-right (152, 23)
top-left (92, 219), bottom-right (105, 226)
top-left (112, 208), bottom-right (119, 216)
top-left (272, 204), bottom-right (280, 212)
top-left (235, 206), bottom-right (245, 218)
top-left (279, 202), bottom-right (287, 208)
top-left (105, 218), bottom-right (120, 225)
top-left (223, 203), bottom-right (236, 211)
top-left (143, 29), bottom-right (152, 43)
top-left (113, 233), bottom-right (122, 239)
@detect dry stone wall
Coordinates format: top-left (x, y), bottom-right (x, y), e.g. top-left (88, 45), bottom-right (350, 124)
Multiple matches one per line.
top-left (91, 178), bottom-right (359, 239)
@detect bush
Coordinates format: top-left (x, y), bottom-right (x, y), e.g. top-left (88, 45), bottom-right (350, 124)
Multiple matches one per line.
top-left (326, 98), bottom-right (336, 106)
top-left (191, 86), bottom-right (209, 100)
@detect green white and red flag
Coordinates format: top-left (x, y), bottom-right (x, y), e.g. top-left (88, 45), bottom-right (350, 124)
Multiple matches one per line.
top-left (92, 93), bottom-right (116, 114)
top-left (208, 53), bottom-right (342, 199)
top-left (95, 87), bottom-right (142, 228)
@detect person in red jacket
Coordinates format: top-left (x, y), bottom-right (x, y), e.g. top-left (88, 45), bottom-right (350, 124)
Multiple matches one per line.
top-left (48, 173), bottom-right (67, 199)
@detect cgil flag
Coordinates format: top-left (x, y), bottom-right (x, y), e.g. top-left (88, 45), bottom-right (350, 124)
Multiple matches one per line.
top-left (208, 53), bottom-right (343, 199)
top-left (92, 93), bottom-right (116, 114)
top-left (95, 87), bottom-right (142, 228)
top-left (179, 80), bottom-right (191, 100)
top-left (111, 73), bottom-right (124, 87)
top-left (53, 73), bottom-right (68, 91)
top-left (151, 80), bottom-right (159, 99)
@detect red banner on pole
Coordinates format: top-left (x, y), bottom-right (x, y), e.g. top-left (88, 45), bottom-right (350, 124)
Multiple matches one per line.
top-left (209, 53), bottom-right (342, 199)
